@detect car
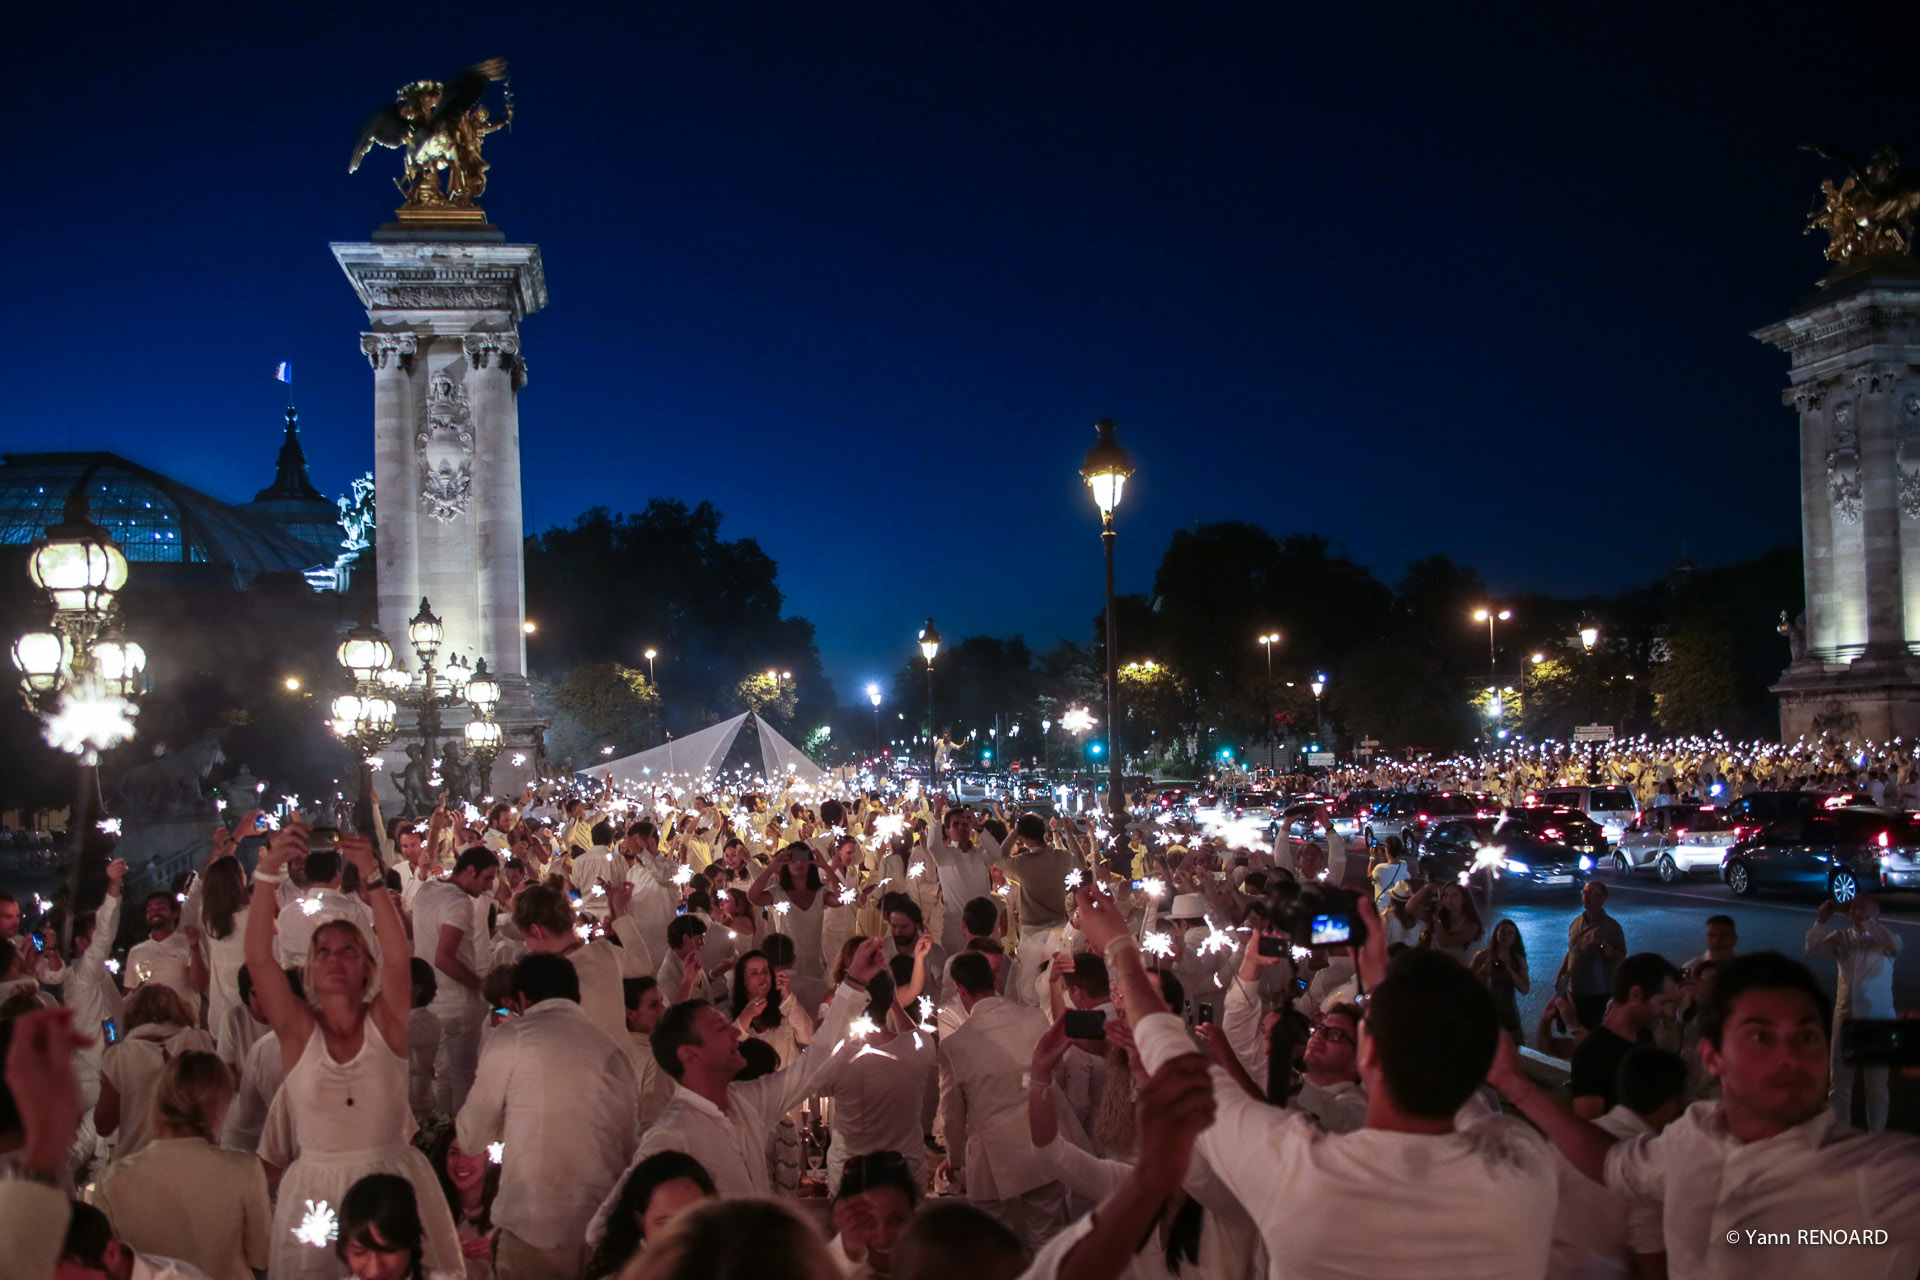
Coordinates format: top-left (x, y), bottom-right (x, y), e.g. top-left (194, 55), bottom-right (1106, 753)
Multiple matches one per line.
top-left (1500, 806), bottom-right (1608, 864)
top-left (1720, 790), bottom-right (1841, 844)
top-left (1419, 820), bottom-right (1589, 896)
top-left (1613, 804), bottom-right (1736, 882)
top-left (1232, 790), bottom-right (1283, 827)
top-left (1722, 807), bottom-right (1920, 900)
top-left (1364, 791), bottom-right (1497, 848)
top-left (1526, 785), bottom-right (1640, 845)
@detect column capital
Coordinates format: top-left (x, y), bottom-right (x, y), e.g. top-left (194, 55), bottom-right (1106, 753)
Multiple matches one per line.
top-left (1846, 362), bottom-right (1912, 395)
top-left (1785, 377), bottom-right (1838, 412)
top-left (462, 332), bottom-right (527, 388)
top-left (361, 331), bottom-right (418, 372)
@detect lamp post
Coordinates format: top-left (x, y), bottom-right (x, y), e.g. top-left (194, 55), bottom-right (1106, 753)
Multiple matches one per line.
top-left (1309, 674), bottom-right (1326, 743)
top-left (866, 683), bottom-right (883, 758)
top-left (1471, 607), bottom-right (1511, 739)
top-left (1081, 418), bottom-right (1135, 859)
top-left (11, 493), bottom-right (142, 955)
top-left (919, 619), bottom-right (941, 792)
top-left (1257, 632), bottom-right (1280, 771)
top-left (644, 648), bottom-right (658, 687)
top-left (1580, 624), bottom-right (1600, 722)
top-left (1041, 718), bottom-right (1052, 775)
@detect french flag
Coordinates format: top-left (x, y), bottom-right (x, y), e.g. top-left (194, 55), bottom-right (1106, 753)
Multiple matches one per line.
top-left (273, 361), bottom-right (292, 384)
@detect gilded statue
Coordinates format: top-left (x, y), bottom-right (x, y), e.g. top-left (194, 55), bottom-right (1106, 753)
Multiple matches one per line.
top-left (349, 59), bottom-right (513, 212)
top-left (1801, 142), bottom-right (1920, 263)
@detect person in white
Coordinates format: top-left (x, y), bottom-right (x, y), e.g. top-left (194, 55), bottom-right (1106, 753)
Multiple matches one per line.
top-left (1492, 950), bottom-right (1920, 1280)
top-left (1806, 894), bottom-right (1900, 1132)
top-left (272, 845), bottom-right (371, 968)
top-left (937, 950), bottom-right (1066, 1247)
top-left (584, 937), bottom-right (887, 1243)
top-left (66, 857), bottom-right (127, 1110)
top-left (928, 802), bottom-right (998, 955)
top-left (411, 846), bottom-right (499, 1113)
top-left (570, 820), bottom-right (628, 920)
top-left (821, 979), bottom-right (938, 1194)
top-left (621, 975), bottom-right (676, 1130)
top-left (622, 820), bottom-right (681, 942)
top-left (457, 951), bottom-right (640, 1280)
top-left (126, 891), bottom-right (200, 1015)
top-left (511, 881), bottom-right (653, 1044)
top-left (1545, 1046), bottom-right (1685, 1280)
top-left (244, 824), bottom-right (462, 1280)
top-left (1077, 883), bottom-right (1561, 1280)
top-left (50, 1201), bottom-right (217, 1280)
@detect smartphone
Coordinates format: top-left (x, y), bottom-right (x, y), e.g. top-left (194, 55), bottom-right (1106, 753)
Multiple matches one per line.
top-left (1195, 1002), bottom-right (1215, 1027)
top-left (1842, 1019), bottom-right (1920, 1068)
top-left (103, 1019), bottom-right (120, 1046)
top-left (1257, 934), bottom-right (1287, 959)
top-left (491, 1006), bottom-right (512, 1019)
top-left (1063, 1009), bottom-right (1107, 1040)
top-left (30, 934), bottom-right (44, 953)
top-left (1130, 879), bottom-right (1143, 889)
top-left (254, 815), bottom-right (271, 831)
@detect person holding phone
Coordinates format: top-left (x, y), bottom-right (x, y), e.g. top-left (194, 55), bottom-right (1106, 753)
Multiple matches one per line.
top-left (1807, 895), bottom-right (1901, 1132)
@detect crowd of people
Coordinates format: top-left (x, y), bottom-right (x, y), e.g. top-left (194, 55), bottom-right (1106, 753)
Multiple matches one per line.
top-left (2, 763), bottom-right (1919, 1280)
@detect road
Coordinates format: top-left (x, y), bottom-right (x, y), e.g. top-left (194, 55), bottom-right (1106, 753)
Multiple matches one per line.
top-left (1487, 865), bottom-right (1920, 1127)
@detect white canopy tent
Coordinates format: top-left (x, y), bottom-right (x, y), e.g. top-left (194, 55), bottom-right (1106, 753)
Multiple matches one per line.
top-left (582, 711), bottom-right (826, 791)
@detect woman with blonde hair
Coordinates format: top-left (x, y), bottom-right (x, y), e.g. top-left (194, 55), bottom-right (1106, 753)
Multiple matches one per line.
top-left (96, 980), bottom-right (215, 1160)
top-left (246, 824), bottom-right (461, 1280)
top-left (94, 1049), bottom-right (270, 1280)
top-left (621, 1198), bottom-right (843, 1280)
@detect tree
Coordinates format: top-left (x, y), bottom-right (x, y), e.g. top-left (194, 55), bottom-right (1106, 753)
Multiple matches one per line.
top-left (1651, 623), bottom-right (1739, 736)
top-left (1333, 644), bottom-right (1462, 750)
top-left (731, 671), bottom-right (798, 725)
top-left (539, 663), bottom-right (660, 772)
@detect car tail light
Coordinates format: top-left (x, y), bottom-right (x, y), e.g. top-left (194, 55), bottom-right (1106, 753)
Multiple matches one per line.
top-left (1545, 827), bottom-right (1562, 839)
top-left (1674, 828), bottom-right (1687, 837)
top-left (1879, 830), bottom-right (1891, 849)
top-left (1417, 813), bottom-right (1429, 823)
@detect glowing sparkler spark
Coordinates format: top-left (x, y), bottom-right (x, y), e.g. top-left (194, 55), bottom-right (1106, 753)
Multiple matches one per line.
top-left (512, 752), bottom-right (528, 767)
top-left (848, 1014), bottom-right (880, 1039)
top-left (487, 1141), bottom-right (505, 1164)
top-left (874, 815), bottom-right (906, 841)
top-left (96, 818), bottom-right (122, 836)
top-left (915, 995), bottom-right (936, 1030)
top-left (672, 865), bottom-right (694, 887)
top-left (299, 898), bottom-right (323, 916)
top-left (293, 1200), bottom-right (338, 1247)
top-left (44, 691), bottom-right (138, 756)
top-left (366, 756), bottom-right (384, 772)
top-left (1141, 931), bottom-right (1174, 958)
top-left (1196, 922), bottom-right (1237, 957)
top-left (994, 884), bottom-right (1010, 897)
top-left (574, 923), bottom-right (594, 942)
top-left (1064, 867), bottom-right (1083, 890)
top-left (1291, 945), bottom-right (1312, 963)
top-left (773, 901), bottom-right (793, 916)
top-left (907, 862), bottom-right (925, 879)
top-left (838, 887), bottom-right (857, 905)
top-left (1139, 877), bottom-right (1165, 899)
top-left (104, 957), bottom-right (121, 975)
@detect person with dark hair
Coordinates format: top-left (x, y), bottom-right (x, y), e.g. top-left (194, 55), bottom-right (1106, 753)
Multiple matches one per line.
top-left (570, 822), bottom-right (630, 920)
top-left (56, 1199), bottom-right (216, 1280)
top-left (275, 837), bottom-right (372, 969)
top-left (1079, 882), bottom-right (1560, 1279)
top-left (659, 913), bottom-right (713, 1004)
top-left (406, 958), bottom-right (440, 1120)
top-left (220, 966), bottom-right (303, 1155)
top-left (412, 845), bottom-right (498, 1113)
top-left (762, 931), bottom-right (832, 1022)
top-left (67, 856), bottom-right (128, 1112)
top-left (730, 949), bottom-right (814, 1068)
top-left (1495, 950), bottom-right (1920, 1280)
top-left (882, 894), bottom-right (947, 1002)
top-left (457, 951), bottom-right (639, 1279)
top-left (587, 938), bottom-right (888, 1237)
top-left (928, 799), bottom-right (1000, 954)
top-left (424, 1123), bottom-right (501, 1277)
top-left (623, 976), bottom-right (674, 1127)
top-left (994, 813), bottom-right (1076, 1005)
top-left (214, 958), bottom-right (269, 1080)
top-left (891, 1202), bottom-right (1029, 1280)
top-left (828, 1151), bottom-right (920, 1277)
top-left (335, 1172), bottom-right (429, 1280)
top-left (580, 1151), bottom-right (715, 1280)
top-left (512, 881), bottom-right (651, 1045)
top-left (191, 856), bottom-right (252, 1064)
top-left (938, 943), bottom-right (1064, 1245)
top-left (1560, 880), bottom-right (1627, 1029)
top-left (747, 841), bottom-right (839, 982)
top-left (1569, 952), bottom-right (1683, 1119)
top-left (127, 890), bottom-right (199, 1017)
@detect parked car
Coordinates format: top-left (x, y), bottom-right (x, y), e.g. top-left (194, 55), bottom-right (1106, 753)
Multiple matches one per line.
top-left (1364, 792), bottom-right (1495, 848)
top-left (1500, 806), bottom-right (1607, 864)
top-left (1613, 804), bottom-right (1736, 882)
top-left (1526, 785), bottom-right (1640, 845)
top-left (1720, 790), bottom-right (1841, 844)
top-left (1232, 790), bottom-right (1284, 829)
top-left (1722, 807), bottom-right (1920, 901)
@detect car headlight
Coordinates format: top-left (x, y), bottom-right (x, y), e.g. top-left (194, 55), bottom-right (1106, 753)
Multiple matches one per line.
top-left (1502, 858), bottom-right (1531, 874)
top-left (1578, 856), bottom-right (1594, 871)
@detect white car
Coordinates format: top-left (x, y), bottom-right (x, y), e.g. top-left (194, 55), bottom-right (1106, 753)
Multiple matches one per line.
top-left (1613, 805), bottom-right (1735, 882)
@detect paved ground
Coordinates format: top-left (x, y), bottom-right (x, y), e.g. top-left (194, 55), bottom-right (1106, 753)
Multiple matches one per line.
top-left (1491, 865), bottom-right (1920, 1127)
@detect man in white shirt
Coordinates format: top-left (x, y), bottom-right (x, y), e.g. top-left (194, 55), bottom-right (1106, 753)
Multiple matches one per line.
top-left (125, 892), bottom-right (199, 1014)
top-left (656, 915), bottom-right (715, 1006)
top-left (585, 937), bottom-right (885, 1242)
top-left (480, 801), bottom-right (515, 853)
top-left (412, 846), bottom-right (498, 1112)
top-left (1493, 950), bottom-right (1920, 1280)
top-left (458, 953), bottom-right (639, 1280)
top-left (937, 951), bottom-right (1064, 1246)
top-left (622, 821), bottom-right (681, 944)
top-left (512, 882), bottom-right (652, 1044)
top-left (272, 846), bottom-right (372, 967)
top-left (928, 803), bottom-right (997, 955)
top-left (1807, 896), bottom-right (1900, 1132)
top-left (55, 1200), bottom-right (215, 1280)
top-left (1078, 883), bottom-right (1561, 1280)
top-left (569, 822), bottom-right (627, 919)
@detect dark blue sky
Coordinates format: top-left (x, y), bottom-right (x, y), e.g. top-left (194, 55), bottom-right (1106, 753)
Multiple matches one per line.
top-left (6, 2), bottom-right (1913, 700)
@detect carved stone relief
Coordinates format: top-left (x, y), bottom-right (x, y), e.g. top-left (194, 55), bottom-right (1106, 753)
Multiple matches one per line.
top-left (1901, 388), bottom-right (1920, 521)
top-left (418, 368), bottom-right (475, 523)
top-left (1829, 400), bottom-right (1862, 525)
top-left (372, 284), bottom-right (513, 309)
top-left (360, 331), bottom-right (417, 372)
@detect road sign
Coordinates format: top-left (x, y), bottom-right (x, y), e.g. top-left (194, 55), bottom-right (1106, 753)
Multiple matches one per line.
top-left (1356, 747), bottom-right (1374, 756)
top-left (1360, 739), bottom-right (1379, 748)
top-left (1573, 724), bottom-right (1615, 742)
top-left (1307, 751), bottom-right (1336, 766)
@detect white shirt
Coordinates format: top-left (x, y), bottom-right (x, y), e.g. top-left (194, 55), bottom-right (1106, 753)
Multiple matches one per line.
top-left (824, 1031), bottom-right (938, 1192)
top-left (412, 880), bottom-right (482, 1007)
top-left (457, 998), bottom-right (640, 1250)
top-left (125, 931), bottom-right (194, 1004)
top-left (929, 829), bottom-right (997, 953)
top-left (938, 995), bottom-right (1053, 1200)
top-left (1547, 1106), bottom-right (1659, 1280)
top-left (272, 886), bottom-right (371, 967)
top-left (1605, 1100), bottom-right (1920, 1280)
top-left (571, 846), bottom-right (629, 917)
top-left (68, 893), bottom-right (123, 1067)
top-left (586, 978), bottom-right (866, 1241)
top-left (128, 1253), bottom-right (216, 1280)
top-left (220, 1030), bottom-right (284, 1155)
top-left (1135, 1010), bottom-right (1559, 1280)
top-left (1806, 918), bottom-right (1900, 1016)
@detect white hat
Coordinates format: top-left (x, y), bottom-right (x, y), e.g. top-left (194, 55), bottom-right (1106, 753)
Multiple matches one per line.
top-left (1168, 893), bottom-right (1208, 920)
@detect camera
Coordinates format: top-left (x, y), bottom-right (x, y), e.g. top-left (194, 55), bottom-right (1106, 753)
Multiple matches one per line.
top-left (1256, 933), bottom-right (1287, 959)
top-left (1283, 884), bottom-right (1366, 951)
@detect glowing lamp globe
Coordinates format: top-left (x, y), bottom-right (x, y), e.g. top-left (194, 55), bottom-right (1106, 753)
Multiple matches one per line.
top-left (30, 495), bottom-right (128, 617)
top-left (465, 658), bottom-right (500, 713)
top-left (444, 655), bottom-right (473, 690)
top-left (465, 718), bottom-right (503, 751)
top-left (1580, 626), bottom-right (1599, 651)
top-left (336, 620), bottom-right (394, 683)
top-left (408, 598), bottom-right (444, 662)
top-left (377, 666), bottom-right (412, 692)
top-left (918, 618), bottom-right (941, 663)
top-left (11, 630), bottom-right (66, 693)
top-left (92, 630), bottom-right (146, 695)
top-left (1080, 418), bottom-right (1135, 520)
top-left (866, 683), bottom-right (882, 708)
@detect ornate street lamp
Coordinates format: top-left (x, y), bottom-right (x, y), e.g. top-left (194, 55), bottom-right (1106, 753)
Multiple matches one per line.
top-left (919, 619), bottom-right (941, 791)
top-left (1081, 418), bottom-right (1134, 858)
top-left (866, 683), bottom-right (883, 758)
top-left (11, 493), bottom-right (144, 954)
top-left (1257, 632), bottom-right (1281, 771)
top-left (1310, 674), bottom-right (1326, 743)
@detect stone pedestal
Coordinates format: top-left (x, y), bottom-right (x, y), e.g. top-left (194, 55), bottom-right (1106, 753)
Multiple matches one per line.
top-left (1755, 260), bottom-right (1920, 740)
top-left (332, 224), bottom-right (547, 799)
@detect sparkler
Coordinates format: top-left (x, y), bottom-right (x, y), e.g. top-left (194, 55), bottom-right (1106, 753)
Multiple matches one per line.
top-left (672, 865), bottom-right (694, 887)
top-left (293, 1200), bottom-right (338, 1247)
top-left (487, 1141), bottom-right (505, 1164)
top-left (97, 817), bottom-right (122, 835)
top-left (848, 1014), bottom-right (879, 1039)
top-left (907, 862), bottom-right (925, 879)
top-left (838, 887), bottom-right (857, 905)
top-left (773, 901), bottom-right (793, 916)
top-left (104, 957), bottom-right (121, 975)
top-left (299, 898), bottom-right (323, 916)
top-left (1063, 867), bottom-right (1083, 890)
top-left (1141, 932), bottom-right (1174, 958)
top-left (1139, 877), bottom-right (1165, 899)
top-left (44, 691), bottom-right (138, 755)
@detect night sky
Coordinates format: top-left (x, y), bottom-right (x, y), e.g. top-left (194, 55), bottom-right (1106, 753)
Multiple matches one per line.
top-left (7, 2), bottom-right (1916, 699)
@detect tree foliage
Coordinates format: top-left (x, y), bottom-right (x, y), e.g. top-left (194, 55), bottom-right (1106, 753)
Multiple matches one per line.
top-left (539, 662), bottom-right (660, 772)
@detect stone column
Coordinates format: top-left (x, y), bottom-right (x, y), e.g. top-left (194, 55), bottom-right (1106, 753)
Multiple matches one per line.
top-left (462, 334), bottom-right (534, 732)
top-left (1856, 363), bottom-right (1906, 658)
top-left (362, 332), bottom-right (419, 653)
top-left (1791, 379), bottom-right (1838, 657)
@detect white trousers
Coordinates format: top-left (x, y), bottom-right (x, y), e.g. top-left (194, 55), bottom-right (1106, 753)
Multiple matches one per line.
top-left (432, 992), bottom-right (483, 1114)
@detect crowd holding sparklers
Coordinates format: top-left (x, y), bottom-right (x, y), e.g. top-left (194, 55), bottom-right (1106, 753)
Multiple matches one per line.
top-left (6, 735), bottom-right (1920, 1280)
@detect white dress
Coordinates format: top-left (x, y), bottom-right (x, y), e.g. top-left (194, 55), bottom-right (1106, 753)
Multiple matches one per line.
top-left (204, 910), bottom-right (249, 1056)
top-left (268, 1024), bottom-right (461, 1280)
top-left (766, 884), bottom-right (827, 980)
